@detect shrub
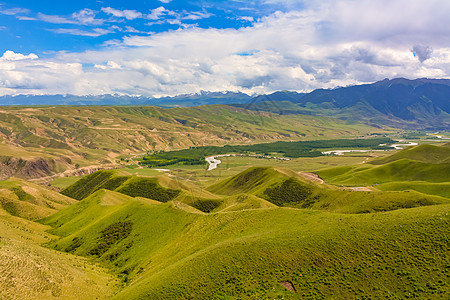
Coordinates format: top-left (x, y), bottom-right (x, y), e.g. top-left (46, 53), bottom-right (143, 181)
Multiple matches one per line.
top-left (264, 178), bottom-right (313, 207)
top-left (89, 221), bottom-right (133, 257)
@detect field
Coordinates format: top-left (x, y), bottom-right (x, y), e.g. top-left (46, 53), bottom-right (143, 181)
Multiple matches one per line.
top-left (138, 137), bottom-right (394, 167)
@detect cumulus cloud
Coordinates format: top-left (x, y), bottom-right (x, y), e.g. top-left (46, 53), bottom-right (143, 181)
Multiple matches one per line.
top-left (0, 51), bottom-right (38, 61)
top-left (2, 0), bottom-right (450, 96)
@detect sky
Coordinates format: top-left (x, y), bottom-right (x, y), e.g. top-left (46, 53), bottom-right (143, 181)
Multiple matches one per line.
top-left (0, 0), bottom-right (450, 97)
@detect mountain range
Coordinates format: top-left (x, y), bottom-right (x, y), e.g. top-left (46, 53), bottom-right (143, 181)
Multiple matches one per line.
top-left (1, 78), bottom-right (449, 129)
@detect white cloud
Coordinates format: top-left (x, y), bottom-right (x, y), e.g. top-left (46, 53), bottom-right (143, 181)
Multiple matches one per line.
top-left (16, 16), bottom-right (37, 21)
top-left (2, 0), bottom-right (450, 96)
top-left (238, 16), bottom-right (255, 22)
top-left (0, 7), bottom-right (30, 15)
top-left (147, 6), bottom-right (169, 20)
top-left (101, 7), bottom-right (143, 20)
top-left (0, 50), bottom-right (38, 61)
top-left (158, 0), bottom-right (172, 3)
top-left (37, 13), bottom-right (77, 24)
top-left (182, 10), bottom-right (213, 20)
top-left (37, 9), bottom-right (104, 25)
top-left (72, 8), bottom-right (104, 25)
top-left (94, 61), bottom-right (122, 70)
top-left (49, 28), bottom-right (112, 37)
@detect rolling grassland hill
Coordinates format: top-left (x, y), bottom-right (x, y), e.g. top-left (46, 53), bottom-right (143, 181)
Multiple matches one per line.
top-left (37, 165), bottom-right (450, 299)
top-left (0, 178), bottom-right (76, 220)
top-left (0, 177), bottom-right (120, 299)
top-left (317, 143), bottom-right (450, 198)
top-left (0, 105), bottom-right (382, 180)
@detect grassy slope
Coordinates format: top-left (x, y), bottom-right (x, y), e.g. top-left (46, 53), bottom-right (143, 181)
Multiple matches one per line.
top-left (61, 170), bottom-right (181, 202)
top-left (370, 143), bottom-right (450, 165)
top-left (0, 178), bottom-right (76, 220)
top-left (41, 193), bottom-right (450, 299)
top-left (377, 181), bottom-right (450, 198)
top-left (0, 190), bottom-right (119, 299)
top-left (318, 159), bottom-right (450, 185)
top-left (316, 143), bottom-right (450, 198)
top-left (207, 167), bottom-right (448, 214)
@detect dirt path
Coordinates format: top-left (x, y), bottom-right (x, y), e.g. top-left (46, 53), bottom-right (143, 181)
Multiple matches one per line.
top-left (298, 172), bottom-right (324, 184)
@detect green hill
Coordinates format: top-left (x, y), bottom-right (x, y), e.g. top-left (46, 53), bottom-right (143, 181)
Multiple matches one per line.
top-left (370, 143), bottom-right (450, 165)
top-left (377, 181), bottom-right (450, 198)
top-left (318, 159), bottom-right (450, 185)
top-left (0, 182), bottom-right (119, 299)
top-left (315, 143), bottom-right (450, 199)
top-left (40, 192), bottom-right (450, 299)
top-left (0, 163), bottom-right (444, 299)
top-left (207, 167), bottom-right (448, 213)
top-left (0, 178), bottom-right (76, 220)
top-left (61, 170), bottom-right (180, 202)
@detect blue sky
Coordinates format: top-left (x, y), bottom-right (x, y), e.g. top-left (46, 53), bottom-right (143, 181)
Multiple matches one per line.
top-left (0, 0), bottom-right (300, 55)
top-left (0, 0), bottom-right (449, 96)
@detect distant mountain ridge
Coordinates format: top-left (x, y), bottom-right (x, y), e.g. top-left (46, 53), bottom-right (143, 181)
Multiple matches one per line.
top-left (297, 78), bottom-right (450, 120)
top-left (237, 78), bottom-right (450, 130)
top-left (0, 91), bottom-right (252, 107)
top-left (1, 78), bottom-right (449, 129)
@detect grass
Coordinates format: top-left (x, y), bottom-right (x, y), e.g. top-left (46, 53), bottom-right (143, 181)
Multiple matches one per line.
top-left (40, 190), bottom-right (450, 299)
top-left (377, 181), bottom-right (450, 198)
top-left (370, 143), bottom-right (450, 164)
top-left (61, 170), bottom-right (181, 202)
top-left (0, 192), bottom-right (119, 299)
top-left (61, 170), bottom-right (117, 200)
top-left (316, 143), bottom-right (450, 199)
top-left (0, 178), bottom-right (76, 220)
top-left (1, 138), bottom-right (448, 299)
top-left (50, 176), bottom-right (82, 189)
top-left (0, 105), bottom-right (390, 179)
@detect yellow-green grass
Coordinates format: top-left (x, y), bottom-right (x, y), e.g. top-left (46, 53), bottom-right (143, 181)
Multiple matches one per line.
top-left (50, 176), bottom-right (82, 189)
top-left (63, 167), bottom-right (448, 215)
top-left (41, 193), bottom-right (450, 299)
top-left (0, 178), bottom-right (76, 220)
top-left (61, 170), bottom-right (182, 203)
top-left (370, 143), bottom-right (450, 164)
top-left (136, 153), bottom-right (391, 190)
top-left (377, 181), bottom-right (450, 198)
top-left (317, 159), bottom-right (450, 185)
top-left (207, 167), bottom-right (449, 214)
top-left (0, 195), bottom-right (119, 299)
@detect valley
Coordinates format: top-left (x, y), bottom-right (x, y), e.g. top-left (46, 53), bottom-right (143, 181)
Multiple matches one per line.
top-left (0, 91), bottom-right (449, 299)
top-left (2, 0), bottom-right (450, 297)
